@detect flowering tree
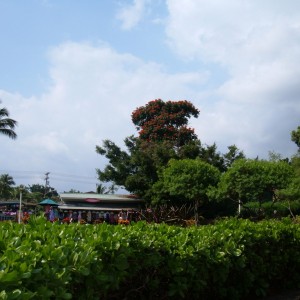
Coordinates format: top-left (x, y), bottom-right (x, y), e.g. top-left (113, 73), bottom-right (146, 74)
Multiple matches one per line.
top-left (96, 99), bottom-right (245, 203)
top-left (131, 99), bottom-right (199, 146)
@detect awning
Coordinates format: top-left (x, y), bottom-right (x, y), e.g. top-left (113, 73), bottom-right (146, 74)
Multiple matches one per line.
top-left (58, 205), bottom-right (137, 212)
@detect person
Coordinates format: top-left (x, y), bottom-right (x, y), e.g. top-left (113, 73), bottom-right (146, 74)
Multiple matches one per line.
top-left (104, 211), bottom-right (110, 223)
top-left (100, 211), bottom-right (104, 221)
top-left (68, 211), bottom-right (73, 223)
top-left (114, 213), bottom-right (119, 224)
top-left (109, 212), bottom-right (115, 224)
top-left (49, 206), bottom-right (55, 222)
top-left (87, 211), bottom-right (92, 223)
top-left (72, 211), bottom-right (78, 222)
top-left (44, 205), bottom-right (51, 220)
top-left (118, 210), bottom-right (126, 221)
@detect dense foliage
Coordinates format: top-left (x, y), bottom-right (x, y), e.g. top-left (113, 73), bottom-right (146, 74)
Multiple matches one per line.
top-left (291, 126), bottom-right (300, 151)
top-left (152, 159), bottom-right (220, 222)
top-left (241, 200), bottom-right (300, 219)
top-left (131, 99), bottom-right (199, 146)
top-left (0, 174), bottom-right (15, 200)
top-left (1, 217), bottom-right (300, 299)
top-left (0, 180), bottom-right (58, 203)
top-left (210, 159), bottom-right (294, 209)
top-left (0, 103), bottom-right (17, 140)
top-left (96, 99), bottom-right (245, 204)
top-left (279, 155), bottom-right (300, 202)
top-left (96, 134), bottom-right (204, 200)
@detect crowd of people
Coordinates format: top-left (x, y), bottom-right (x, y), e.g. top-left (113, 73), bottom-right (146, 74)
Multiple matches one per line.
top-left (44, 205), bottom-right (140, 224)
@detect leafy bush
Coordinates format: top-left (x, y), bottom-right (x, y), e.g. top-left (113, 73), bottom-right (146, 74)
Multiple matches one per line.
top-left (0, 216), bottom-right (300, 299)
top-left (241, 200), bottom-right (300, 218)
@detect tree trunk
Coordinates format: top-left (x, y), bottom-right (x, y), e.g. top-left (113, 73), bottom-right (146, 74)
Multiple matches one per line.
top-left (194, 199), bottom-right (199, 225)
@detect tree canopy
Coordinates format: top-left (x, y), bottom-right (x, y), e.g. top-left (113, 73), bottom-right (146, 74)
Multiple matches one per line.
top-left (0, 174), bottom-right (15, 200)
top-left (291, 125), bottom-right (300, 151)
top-left (153, 158), bottom-right (220, 204)
top-left (96, 136), bottom-right (179, 199)
top-left (96, 99), bottom-right (246, 204)
top-left (212, 159), bottom-right (294, 208)
top-left (131, 99), bottom-right (199, 146)
top-left (97, 99), bottom-right (201, 200)
top-left (0, 103), bottom-right (17, 140)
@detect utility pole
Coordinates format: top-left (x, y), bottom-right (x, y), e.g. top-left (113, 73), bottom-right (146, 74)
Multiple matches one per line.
top-left (18, 185), bottom-right (24, 224)
top-left (44, 172), bottom-right (50, 197)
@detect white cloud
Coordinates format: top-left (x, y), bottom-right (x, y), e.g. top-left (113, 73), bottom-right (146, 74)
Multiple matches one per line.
top-left (0, 41), bottom-right (206, 192)
top-left (1, 0), bottom-right (300, 193)
top-left (116, 0), bottom-right (149, 30)
top-left (165, 0), bottom-right (300, 157)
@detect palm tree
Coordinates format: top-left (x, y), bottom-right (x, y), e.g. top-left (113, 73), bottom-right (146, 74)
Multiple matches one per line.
top-left (0, 174), bottom-right (16, 200)
top-left (0, 103), bottom-right (17, 139)
top-left (96, 183), bottom-right (117, 194)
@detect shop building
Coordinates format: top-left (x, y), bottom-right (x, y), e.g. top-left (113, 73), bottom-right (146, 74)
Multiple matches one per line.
top-left (57, 193), bottom-right (144, 223)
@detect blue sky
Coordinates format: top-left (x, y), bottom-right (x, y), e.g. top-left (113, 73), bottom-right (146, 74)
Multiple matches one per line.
top-left (0, 0), bottom-right (170, 95)
top-left (0, 0), bottom-right (299, 193)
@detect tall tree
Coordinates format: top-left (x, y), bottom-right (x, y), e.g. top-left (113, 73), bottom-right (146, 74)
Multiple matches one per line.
top-left (0, 103), bottom-right (17, 140)
top-left (0, 174), bottom-right (15, 200)
top-left (96, 136), bottom-right (179, 199)
top-left (276, 127), bottom-right (300, 203)
top-left (211, 159), bottom-right (294, 211)
top-left (278, 155), bottom-right (300, 202)
top-left (198, 143), bottom-right (245, 172)
top-left (291, 125), bottom-right (300, 152)
top-left (199, 143), bottom-right (225, 172)
top-left (96, 183), bottom-right (117, 194)
top-left (131, 99), bottom-right (199, 146)
top-left (152, 159), bottom-right (220, 222)
top-left (97, 100), bottom-right (201, 200)
top-left (27, 184), bottom-right (47, 203)
top-left (223, 145), bottom-right (245, 170)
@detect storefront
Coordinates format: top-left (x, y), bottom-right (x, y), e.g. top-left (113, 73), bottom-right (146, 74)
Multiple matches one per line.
top-left (57, 193), bottom-right (144, 224)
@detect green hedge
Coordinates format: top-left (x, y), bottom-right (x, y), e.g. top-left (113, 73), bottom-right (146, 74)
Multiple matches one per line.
top-left (241, 200), bottom-right (300, 218)
top-left (0, 217), bottom-right (300, 299)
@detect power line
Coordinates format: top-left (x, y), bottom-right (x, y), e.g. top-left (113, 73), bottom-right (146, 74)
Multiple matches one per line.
top-left (51, 172), bottom-right (96, 180)
top-left (0, 169), bottom-right (98, 185)
top-left (51, 177), bottom-right (97, 185)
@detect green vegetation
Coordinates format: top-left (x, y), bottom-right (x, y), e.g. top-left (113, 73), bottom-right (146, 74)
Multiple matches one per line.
top-left (291, 126), bottom-right (300, 151)
top-left (0, 182), bottom-right (58, 203)
top-left (1, 99), bottom-right (300, 219)
top-left (152, 159), bottom-right (220, 223)
top-left (0, 103), bottom-right (17, 140)
top-left (209, 159), bottom-right (294, 212)
top-left (1, 100), bottom-right (300, 299)
top-left (0, 174), bottom-right (15, 200)
top-left (0, 217), bottom-right (300, 299)
top-left (241, 200), bottom-right (300, 219)
top-left (96, 99), bottom-right (300, 219)
top-left (96, 99), bottom-right (245, 204)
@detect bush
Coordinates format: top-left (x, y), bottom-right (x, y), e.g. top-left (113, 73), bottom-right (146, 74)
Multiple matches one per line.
top-left (241, 200), bottom-right (300, 218)
top-left (0, 216), bottom-right (300, 299)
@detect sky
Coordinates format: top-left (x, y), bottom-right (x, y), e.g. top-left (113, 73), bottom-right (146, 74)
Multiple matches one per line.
top-left (0, 0), bottom-right (299, 194)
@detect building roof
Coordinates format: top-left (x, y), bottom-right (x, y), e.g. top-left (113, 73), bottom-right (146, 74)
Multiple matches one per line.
top-left (58, 193), bottom-right (144, 212)
top-left (59, 193), bottom-right (144, 203)
top-left (58, 205), bottom-right (136, 212)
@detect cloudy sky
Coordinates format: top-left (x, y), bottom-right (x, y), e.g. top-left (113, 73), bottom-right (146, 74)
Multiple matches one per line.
top-left (0, 0), bottom-right (299, 193)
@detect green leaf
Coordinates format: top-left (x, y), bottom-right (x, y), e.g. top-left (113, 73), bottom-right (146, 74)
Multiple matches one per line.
top-left (0, 270), bottom-right (19, 282)
top-left (115, 254), bottom-right (129, 271)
